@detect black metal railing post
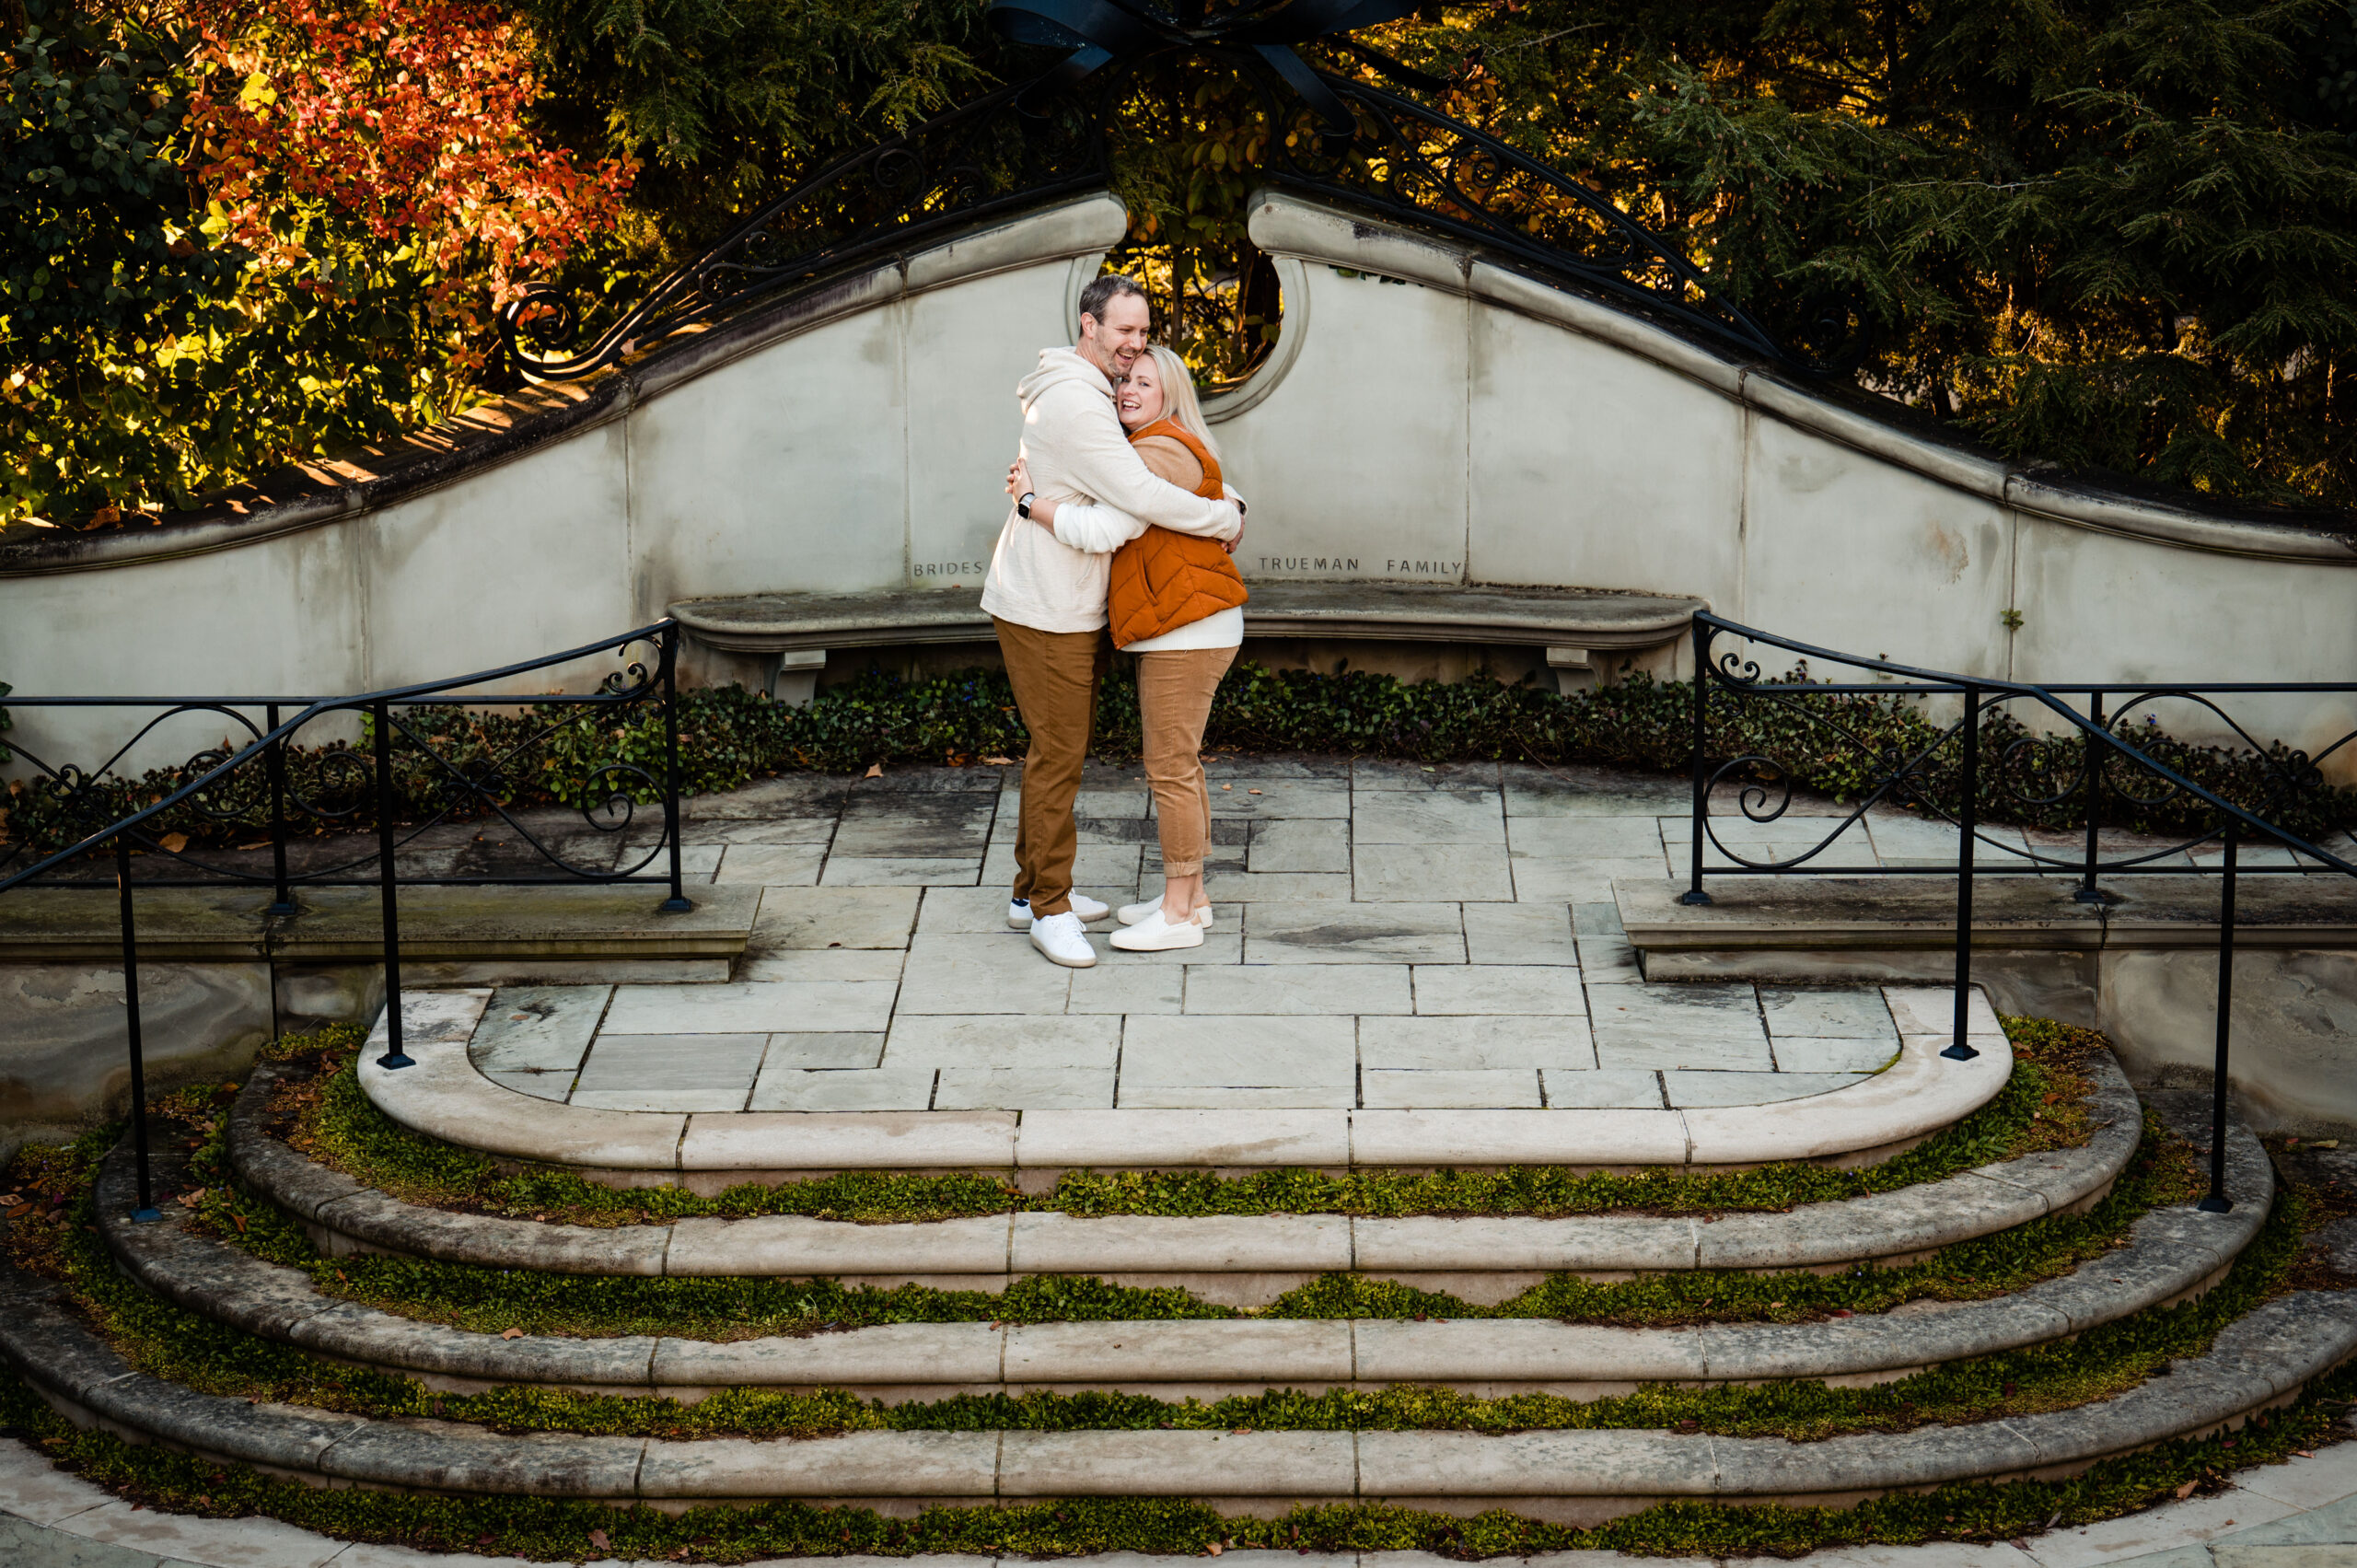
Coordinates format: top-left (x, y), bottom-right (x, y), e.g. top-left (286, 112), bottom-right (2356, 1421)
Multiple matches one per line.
top-left (1680, 619), bottom-right (1713, 906)
top-left (2074, 691), bottom-right (2106, 904)
top-left (2200, 820), bottom-right (2239, 1214)
top-left (114, 834), bottom-right (160, 1223)
top-left (1944, 685), bottom-right (1982, 1062)
top-left (263, 702), bottom-right (296, 917)
top-left (660, 623), bottom-right (692, 913)
top-left (372, 701), bottom-right (413, 1070)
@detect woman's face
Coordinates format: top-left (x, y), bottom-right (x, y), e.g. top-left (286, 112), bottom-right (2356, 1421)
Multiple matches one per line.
top-left (1116, 355), bottom-right (1166, 430)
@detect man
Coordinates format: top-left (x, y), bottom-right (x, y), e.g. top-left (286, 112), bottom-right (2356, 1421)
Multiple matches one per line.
top-left (982, 275), bottom-right (1245, 969)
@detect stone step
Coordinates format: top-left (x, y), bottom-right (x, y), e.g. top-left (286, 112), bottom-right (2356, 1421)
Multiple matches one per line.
top-left (6, 1432), bottom-right (2355, 1568)
top-left (4, 1256), bottom-right (2348, 1520)
top-left (357, 986), bottom-right (2014, 1179)
top-left (229, 1054), bottom-right (2141, 1302)
top-left (106, 1115), bottom-right (2269, 1400)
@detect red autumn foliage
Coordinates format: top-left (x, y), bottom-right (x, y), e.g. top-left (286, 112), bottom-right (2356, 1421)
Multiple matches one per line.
top-left (179, 0), bottom-right (636, 373)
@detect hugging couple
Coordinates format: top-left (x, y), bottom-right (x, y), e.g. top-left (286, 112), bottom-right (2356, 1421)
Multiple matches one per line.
top-left (982, 273), bottom-right (1248, 969)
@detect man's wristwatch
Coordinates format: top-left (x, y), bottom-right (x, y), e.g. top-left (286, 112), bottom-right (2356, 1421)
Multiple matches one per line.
top-left (1016, 492), bottom-right (1037, 519)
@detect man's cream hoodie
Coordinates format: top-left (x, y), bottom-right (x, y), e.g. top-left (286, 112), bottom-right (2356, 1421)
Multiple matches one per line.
top-left (980, 347), bottom-right (1241, 634)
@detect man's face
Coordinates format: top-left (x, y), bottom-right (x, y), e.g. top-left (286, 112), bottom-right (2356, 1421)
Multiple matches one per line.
top-left (1077, 291), bottom-right (1153, 380)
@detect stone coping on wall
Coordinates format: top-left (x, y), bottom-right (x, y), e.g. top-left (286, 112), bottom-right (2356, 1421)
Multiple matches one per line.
top-left (115, 1085), bottom-right (2256, 1396)
top-left (0, 883), bottom-right (759, 965)
top-left (0, 193), bottom-right (1130, 575)
top-left (236, 1042), bottom-right (2092, 1290)
top-left (1244, 192), bottom-right (2357, 565)
top-left (669, 582), bottom-right (1709, 656)
top-left (4, 1255), bottom-right (2350, 1512)
top-left (349, 986), bottom-right (2012, 1176)
top-left (6, 184), bottom-right (2350, 578)
top-left (1617, 876), bottom-right (2357, 958)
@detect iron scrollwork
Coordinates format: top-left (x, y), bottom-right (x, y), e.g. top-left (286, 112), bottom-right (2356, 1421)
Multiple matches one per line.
top-left (502, 0), bottom-right (1842, 381)
top-left (1263, 68), bottom-right (1856, 374)
top-left (1685, 611), bottom-right (2357, 887)
top-left (0, 625), bottom-right (692, 898)
top-left (499, 81), bottom-right (1110, 381)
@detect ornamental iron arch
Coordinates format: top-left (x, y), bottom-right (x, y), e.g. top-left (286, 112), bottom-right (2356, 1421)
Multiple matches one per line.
top-left (498, 2), bottom-right (1860, 383)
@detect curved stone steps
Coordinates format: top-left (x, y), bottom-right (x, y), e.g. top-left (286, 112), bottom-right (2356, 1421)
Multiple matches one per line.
top-left (228, 1053), bottom-right (2142, 1303)
top-left (105, 1117), bottom-right (2267, 1401)
top-left (356, 988), bottom-right (2014, 1179)
top-left (3, 1257), bottom-right (2348, 1520)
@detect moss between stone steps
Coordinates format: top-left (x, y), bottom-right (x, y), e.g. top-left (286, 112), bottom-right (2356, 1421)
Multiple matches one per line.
top-left (16, 1149), bottom-right (2327, 1448)
top-left (180, 1098), bottom-right (2196, 1341)
top-left (6, 1102), bottom-right (2278, 1455)
top-left (3, 1112), bottom-right (2350, 1558)
top-left (0, 1356), bottom-right (2350, 1562)
top-left (265, 1016), bottom-right (2099, 1226)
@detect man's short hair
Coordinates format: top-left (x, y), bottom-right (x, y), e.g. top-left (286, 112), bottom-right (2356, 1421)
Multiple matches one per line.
top-left (1077, 273), bottom-right (1148, 333)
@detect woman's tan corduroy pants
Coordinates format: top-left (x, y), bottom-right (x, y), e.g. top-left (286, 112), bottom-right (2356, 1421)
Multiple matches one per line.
top-left (1136, 645), bottom-right (1236, 877)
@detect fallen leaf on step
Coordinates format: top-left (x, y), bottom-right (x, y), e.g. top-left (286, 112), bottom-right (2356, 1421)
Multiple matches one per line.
top-left (2175, 1480), bottom-right (2199, 1499)
top-left (2315, 1140), bottom-right (2340, 1149)
top-left (1206, 1545), bottom-right (1223, 1556)
top-left (1248, 788), bottom-right (1262, 795)
top-left (501, 1328), bottom-right (525, 1340)
top-left (1220, 784), bottom-right (1232, 790)
top-left (160, 832), bottom-right (189, 854)
top-left (983, 756), bottom-right (1015, 766)
top-left (589, 1528), bottom-right (610, 1551)
top-left (865, 763), bottom-right (884, 778)
top-left (2295, 1449), bottom-right (2315, 1458)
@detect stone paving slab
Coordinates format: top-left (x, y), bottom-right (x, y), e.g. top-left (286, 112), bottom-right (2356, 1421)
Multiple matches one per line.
top-left (222, 761), bottom-right (2043, 1121)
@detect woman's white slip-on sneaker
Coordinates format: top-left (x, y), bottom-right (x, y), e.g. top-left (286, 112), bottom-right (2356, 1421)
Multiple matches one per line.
top-left (1028, 910), bottom-right (1099, 967)
top-left (1115, 894), bottom-right (1213, 929)
top-left (1007, 892), bottom-right (1110, 929)
top-left (1109, 908), bottom-right (1206, 951)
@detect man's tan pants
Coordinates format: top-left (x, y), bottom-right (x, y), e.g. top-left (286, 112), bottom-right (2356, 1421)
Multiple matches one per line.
top-left (993, 617), bottom-right (1109, 918)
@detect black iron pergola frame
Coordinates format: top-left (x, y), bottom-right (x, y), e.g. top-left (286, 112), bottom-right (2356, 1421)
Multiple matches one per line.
top-left (498, 45), bottom-right (1852, 384)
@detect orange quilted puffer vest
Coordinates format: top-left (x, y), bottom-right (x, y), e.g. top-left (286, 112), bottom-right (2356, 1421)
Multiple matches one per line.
top-left (1106, 420), bottom-right (1249, 650)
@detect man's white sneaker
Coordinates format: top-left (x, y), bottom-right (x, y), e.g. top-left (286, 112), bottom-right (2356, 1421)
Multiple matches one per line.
top-left (1109, 908), bottom-right (1205, 951)
top-left (1116, 894), bottom-right (1213, 929)
top-left (1028, 911), bottom-right (1098, 968)
top-left (1007, 891), bottom-right (1110, 929)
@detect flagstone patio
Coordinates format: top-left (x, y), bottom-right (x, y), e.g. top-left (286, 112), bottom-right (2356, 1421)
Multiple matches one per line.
top-left (427, 756), bottom-right (2062, 1116)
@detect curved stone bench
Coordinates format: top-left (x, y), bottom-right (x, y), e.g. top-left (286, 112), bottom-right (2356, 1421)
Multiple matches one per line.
top-left (244, 1048), bottom-right (2119, 1302)
top-left (353, 987), bottom-right (2014, 1179)
top-left (112, 1101), bottom-right (2262, 1400)
top-left (5, 1259), bottom-right (2346, 1514)
top-left (670, 582), bottom-right (1708, 703)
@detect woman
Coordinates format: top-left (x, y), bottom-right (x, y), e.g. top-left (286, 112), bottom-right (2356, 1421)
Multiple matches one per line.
top-left (1007, 345), bottom-right (1246, 952)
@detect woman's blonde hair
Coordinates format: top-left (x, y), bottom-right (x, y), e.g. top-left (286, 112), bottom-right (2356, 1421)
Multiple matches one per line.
top-left (1140, 343), bottom-right (1221, 463)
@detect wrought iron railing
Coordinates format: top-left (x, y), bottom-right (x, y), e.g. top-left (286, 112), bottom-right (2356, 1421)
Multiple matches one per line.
top-left (0, 622), bottom-right (693, 1219)
top-left (1682, 611), bottom-right (2357, 1211)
